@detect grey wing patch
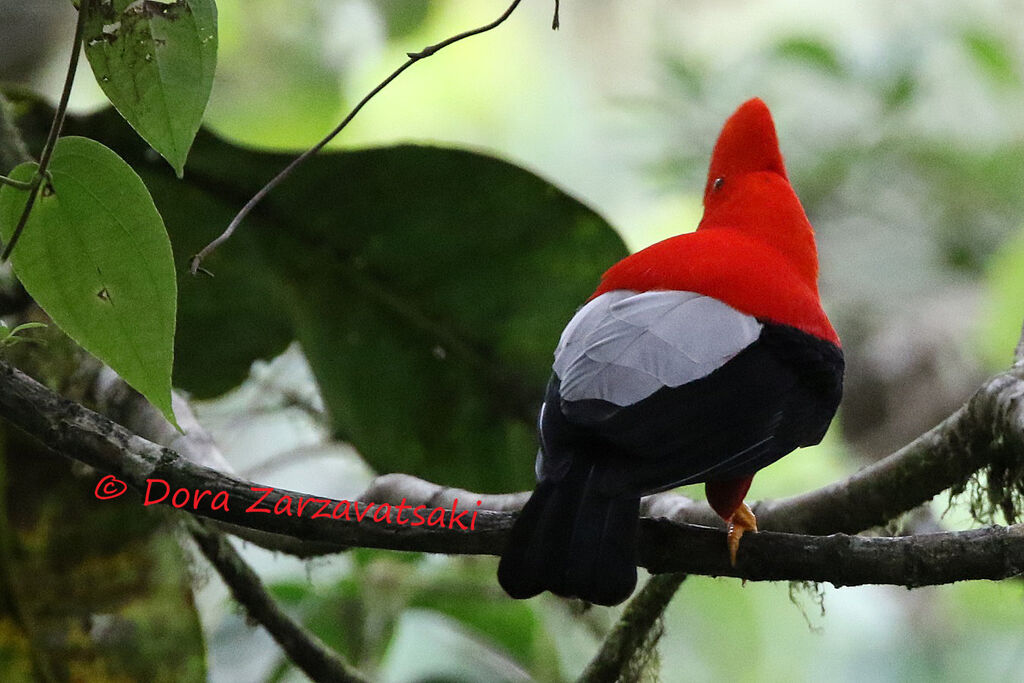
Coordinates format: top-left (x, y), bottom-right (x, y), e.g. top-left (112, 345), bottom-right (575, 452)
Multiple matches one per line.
top-left (553, 290), bottom-right (762, 407)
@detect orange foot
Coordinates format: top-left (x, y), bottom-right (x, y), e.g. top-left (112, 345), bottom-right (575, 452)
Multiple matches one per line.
top-left (726, 502), bottom-right (757, 566)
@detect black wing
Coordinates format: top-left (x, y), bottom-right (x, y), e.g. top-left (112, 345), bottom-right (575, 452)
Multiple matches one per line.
top-left (537, 321), bottom-right (843, 498)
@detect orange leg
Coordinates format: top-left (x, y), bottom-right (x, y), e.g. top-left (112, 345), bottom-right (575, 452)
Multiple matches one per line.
top-left (726, 502), bottom-right (757, 566)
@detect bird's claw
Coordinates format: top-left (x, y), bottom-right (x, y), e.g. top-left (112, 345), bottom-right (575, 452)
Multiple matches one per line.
top-left (727, 502), bottom-right (757, 566)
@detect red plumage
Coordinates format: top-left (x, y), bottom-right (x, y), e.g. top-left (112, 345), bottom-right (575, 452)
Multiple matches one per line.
top-left (498, 98), bottom-right (843, 606)
top-left (594, 98), bottom-right (838, 346)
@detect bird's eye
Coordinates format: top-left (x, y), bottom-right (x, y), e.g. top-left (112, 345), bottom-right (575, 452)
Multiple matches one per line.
top-left (712, 177), bottom-right (725, 192)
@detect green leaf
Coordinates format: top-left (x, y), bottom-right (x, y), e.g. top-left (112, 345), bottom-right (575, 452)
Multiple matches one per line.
top-left (963, 30), bottom-right (1019, 87)
top-left (258, 146), bottom-right (627, 492)
top-left (774, 37), bottom-right (845, 76)
top-left (83, 0), bottom-right (218, 177)
top-left (0, 136), bottom-right (178, 427)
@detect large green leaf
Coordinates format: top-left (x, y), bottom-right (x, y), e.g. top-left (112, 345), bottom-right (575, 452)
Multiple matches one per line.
top-left (49, 108), bottom-right (627, 492)
top-left (83, 0), bottom-right (218, 176)
top-left (0, 136), bottom-right (178, 427)
top-left (260, 147), bottom-right (624, 492)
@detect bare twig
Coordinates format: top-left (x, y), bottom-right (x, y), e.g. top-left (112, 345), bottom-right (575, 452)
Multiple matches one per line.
top-left (0, 175), bottom-right (33, 190)
top-left (188, 0), bottom-right (525, 275)
top-left (188, 519), bottom-right (369, 683)
top-left (577, 573), bottom-right (687, 683)
top-left (1, 4), bottom-right (85, 261)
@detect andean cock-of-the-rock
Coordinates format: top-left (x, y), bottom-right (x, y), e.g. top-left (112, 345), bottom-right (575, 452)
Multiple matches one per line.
top-left (497, 98), bottom-right (844, 606)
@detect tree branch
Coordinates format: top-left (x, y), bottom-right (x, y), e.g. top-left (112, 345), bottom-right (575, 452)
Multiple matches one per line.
top-left (754, 360), bottom-right (1024, 534)
top-left (1, 349), bottom-right (1023, 588)
top-left (73, 358), bottom-right (369, 679)
top-left (187, 518), bottom-right (369, 683)
top-left (638, 519), bottom-right (1024, 586)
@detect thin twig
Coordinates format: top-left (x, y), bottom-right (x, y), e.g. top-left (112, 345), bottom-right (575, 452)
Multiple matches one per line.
top-left (0, 4), bottom-right (86, 261)
top-left (189, 0), bottom-right (525, 275)
top-left (188, 519), bottom-right (369, 683)
top-left (577, 573), bottom-right (687, 683)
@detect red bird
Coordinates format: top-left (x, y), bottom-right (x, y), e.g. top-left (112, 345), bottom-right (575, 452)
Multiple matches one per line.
top-left (497, 98), bottom-right (843, 606)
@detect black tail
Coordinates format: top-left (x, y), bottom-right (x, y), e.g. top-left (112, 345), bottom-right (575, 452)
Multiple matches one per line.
top-left (497, 460), bottom-right (640, 606)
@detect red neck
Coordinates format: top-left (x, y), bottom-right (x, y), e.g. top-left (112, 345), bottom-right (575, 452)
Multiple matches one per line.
top-left (697, 172), bottom-right (820, 295)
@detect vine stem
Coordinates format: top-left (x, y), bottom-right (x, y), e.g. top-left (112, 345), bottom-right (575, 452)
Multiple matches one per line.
top-left (189, 0), bottom-right (525, 275)
top-left (0, 176), bottom-right (34, 190)
top-left (1, 4), bottom-right (87, 262)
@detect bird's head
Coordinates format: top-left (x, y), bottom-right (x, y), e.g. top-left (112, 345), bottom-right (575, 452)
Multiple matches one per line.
top-left (698, 98), bottom-right (819, 287)
top-left (704, 97), bottom-right (787, 196)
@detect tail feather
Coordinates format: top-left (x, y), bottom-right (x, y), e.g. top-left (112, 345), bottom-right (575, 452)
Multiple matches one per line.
top-left (498, 459), bottom-right (640, 606)
top-left (563, 479), bottom-right (640, 605)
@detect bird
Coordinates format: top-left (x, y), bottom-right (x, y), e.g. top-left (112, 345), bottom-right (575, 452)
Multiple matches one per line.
top-left (497, 98), bottom-right (844, 606)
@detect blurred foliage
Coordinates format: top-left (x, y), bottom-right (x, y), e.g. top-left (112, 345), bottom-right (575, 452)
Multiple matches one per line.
top-left (203, 0), bottom-right (346, 149)
top-left (373, 0), bottom-right (431, 40)
top-left (773, 37), bottom-right (845, 77)
top-left (0, 0), bottom-right (68, 83)
top-left (963, 29), bottom-right (1020, 87)
top-left (264, 551), bottom-right (550, 681)
top-left (982, 230), bottom-right (1024, 367)
top-left (649, 17), bottom-right (1024, 329)
top-left (0, 428), bottom-right (205, 682)
top-left (205, 0), bottom-right (430, 149)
